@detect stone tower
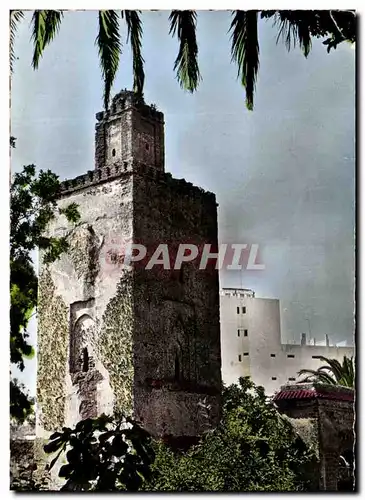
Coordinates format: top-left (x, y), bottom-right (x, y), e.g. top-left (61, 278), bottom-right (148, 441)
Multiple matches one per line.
top-left (36, 91), bottom-right (222, 443)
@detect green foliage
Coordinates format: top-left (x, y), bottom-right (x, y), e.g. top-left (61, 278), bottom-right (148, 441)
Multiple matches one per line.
top-left (145, 378), bottom-right (317, 492)
top-left (123, 11), bottom-right (144, 96)
top-left (97, 11), bottom-right (122, 110)
top-left (37, 270), bottom-right (69, 430)
top-left (98, 279), bottom-right (134, 416)
top-left (10, 148), bottom-right (80, 422)
top-left (43, 379), bottom-right (318, 492)
top-left (10, 379), bottom-right (34, 423)
top-left (31, 10), bottom-right (63, 70)
top-left (10, 11), bottom-right (24, 72)
top-left (44, 414), bottom-right (155, 491)
top-left (230, 11), bottom-right (259, 111)
top-left (12, 10), bottom-right (356, 112)
top-left (298, 355), bottom-right (355, 387)
top-left (169, 11), bottom-right (201, 92)
top-left (261, 10), bottom-right (356, 54)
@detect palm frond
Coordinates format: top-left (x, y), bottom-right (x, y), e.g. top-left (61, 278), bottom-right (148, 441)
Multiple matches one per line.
top-left (229, 10), bottom-right (260, 111)
top-left (169, 10), bottom-right (201, 92)
top-left (296, 18), bottom-right (311, 57)
top-left (10, 10), bottom-right (24, 73)
top-left (315, 356), bottom-right (345, 382)
top-left (31, 10), bottom-right (63, 69)
top-left (123, 10), bottom-right (145, 96)
top-left (298, 355), bottom-right (355, 388)
top-left (273, 11), bottom-right (312, 58)
top-left (274, 14), bottom-right (297, 52)
top-left (297, 369), bottom-right (337, 386)
top-left (96, 10), bottom-right (122, 110)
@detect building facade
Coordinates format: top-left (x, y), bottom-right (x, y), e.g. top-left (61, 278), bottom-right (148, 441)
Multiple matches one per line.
top-left (36, 91), bottom-right (222, 444)
top-left (220, 288), bottom-right (354, 395)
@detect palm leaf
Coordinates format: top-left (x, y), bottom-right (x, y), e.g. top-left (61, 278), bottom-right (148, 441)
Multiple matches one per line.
top-left (274, 14), bottom-right (297, 52)
top-left (10, 10), bottom-right (24, 73)
top-left (31, 10), bottom-right (63, 69)
top-left (96, 10), bottom-right (122, 110)
top-left (273, 11), bottom-right (312, 58)
top-left (296, 17), bottom-right (312, 57)
top-left (315, 356), bottom-right (345, 382)
top-left (297, 368), bottom-right (337, 385)
top-left (123, 10), bottom-right (145, 96)
top-left (229, 10), bottom-right (259, 111)
top-left (169, 10), bottom-right (201, 92)
top-left (298, 355), bottom-right (355, 387)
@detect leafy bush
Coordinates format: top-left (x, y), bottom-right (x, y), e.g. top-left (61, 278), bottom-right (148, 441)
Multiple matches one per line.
top-left (44, 378), bottom-right (318, 492)
top-left (44, 414), bottom-right (155, 491)
top-left (144, 378), bottom-right (318, 492)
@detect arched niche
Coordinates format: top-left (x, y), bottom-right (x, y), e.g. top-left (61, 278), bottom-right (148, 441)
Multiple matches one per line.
top-left (70, 314), bottom-right (95, 375)
top-left (170, 319), bottom-right (189, 383)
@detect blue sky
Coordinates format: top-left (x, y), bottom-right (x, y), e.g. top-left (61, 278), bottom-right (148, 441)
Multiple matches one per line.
top-left (11, 11), bottom-right (355, 394)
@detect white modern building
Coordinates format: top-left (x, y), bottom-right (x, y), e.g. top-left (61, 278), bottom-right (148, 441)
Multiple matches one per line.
top-left (220, 288), bottom-right (354, 395)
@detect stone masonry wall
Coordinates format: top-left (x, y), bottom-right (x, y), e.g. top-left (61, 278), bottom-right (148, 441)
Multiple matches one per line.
top-left (37, 176), bottom-right (135, 436)
top-left (275, 387), bottom-right (354, 491)
top-left (37, 269), bottom-right (69, 433)
top-left (132, 172), bottom-right (221, 438)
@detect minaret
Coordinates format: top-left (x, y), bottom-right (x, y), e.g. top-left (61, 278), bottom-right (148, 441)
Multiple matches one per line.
top-left (36, 91), bottom-right (221, 446)
top-left (95, 90), bottom-right (164, 172)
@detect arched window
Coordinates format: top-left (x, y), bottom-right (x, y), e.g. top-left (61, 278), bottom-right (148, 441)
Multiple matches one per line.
top-left (70, 314), bottom-right (95, 374)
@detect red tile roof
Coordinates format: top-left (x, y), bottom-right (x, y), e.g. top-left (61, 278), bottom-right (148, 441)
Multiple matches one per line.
top-left (273, 387), bottom-right (354, 402)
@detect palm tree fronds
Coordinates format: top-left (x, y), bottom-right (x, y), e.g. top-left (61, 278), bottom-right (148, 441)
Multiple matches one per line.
top-left (298, 355), bottom-right (354, 388)
top-left (96, 10), bottom-right (122, 110)
top-left (296, 19), bottom-right (311, 57)
top-left (31, 10), bottom-right (63, 70)
top-left (297, 368), bottom-right (337, 385)
top-left (169, 10), bottom-right (201, 92)
top-left (273, 12), bottom-right (312, 58)
top-left (10, 10), bottom-right (24, 73)
top-left (274, 14), bottom-right (297, 52)
top-left (123, 10), bottom-right (145, 97)
top-left (229, 10), bottom-right (260, 111)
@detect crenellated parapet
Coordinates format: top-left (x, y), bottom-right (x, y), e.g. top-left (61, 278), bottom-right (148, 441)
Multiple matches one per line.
top-left (59, 161), bottom-right (216, 204)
